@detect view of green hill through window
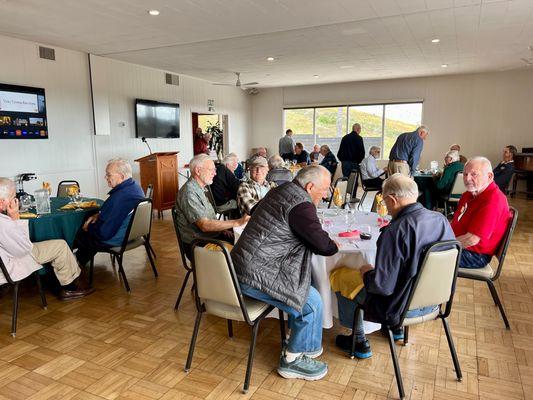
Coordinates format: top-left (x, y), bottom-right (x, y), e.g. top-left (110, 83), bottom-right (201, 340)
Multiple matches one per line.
top-left (284, 103), bottom-right (422, 158)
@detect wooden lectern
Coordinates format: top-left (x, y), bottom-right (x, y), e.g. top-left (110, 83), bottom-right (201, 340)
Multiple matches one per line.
top-left (135, 152), bottom-right (179, 218)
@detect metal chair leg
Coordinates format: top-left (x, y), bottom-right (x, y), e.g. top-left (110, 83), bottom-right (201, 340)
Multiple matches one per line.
top-left (486, 280), bottom-right (510, 329)
top-left (227, 320), bottom-right (234, 338)
top-left (117, 256), bottom-right (131, 293)
top-left (174, 270), bottom-right (191, 310)
top-left (350, 307), bottom-right (362, 359)
top-left (35, 272), bottom-right (47, 310)
top-left (89, 257), bottom-right (94, 286)
top-left (11, 282), bottom-right (20, 338)
top-left (441, 316), bottom-right (462, 381)
top-left (144, 243), bottom-right (158, 278)
top-left (358, 191), bottom-right (367, 210)
top-left (278, 309), bottom-right (287, 350)
top-left (184, 311), bottom-right (203, 372)
top-left (387, 329), bottom-right (405, 400)
top-left (243, 320), bottom-right (262, 394)
top-left (146, 240), bottom-right (157, 259)
top-left (403, 326), bottom-right (409, 345)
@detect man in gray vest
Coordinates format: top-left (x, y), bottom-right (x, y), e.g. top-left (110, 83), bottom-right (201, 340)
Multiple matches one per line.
top-left (231, 165), bottom-right (338, 381)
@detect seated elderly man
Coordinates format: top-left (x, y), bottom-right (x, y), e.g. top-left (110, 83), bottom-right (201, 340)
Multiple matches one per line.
top-left (237, 156), bottom-right (277, 215)
top-left (319, 145), bottom-right (338, 176)
top-left (493, 145), bottom-right (517, 193)
top-left (176, 154), bottom-right (249, 259)
top-left (435, 150), bottom-right (464, 197)
top-left (232, 165), bottom-right (338, 380)
top-left (0, 178), bottom-right (93, 300)
top-left (310, 144), bottom-right (321, 162)
top-left (293, 142), bottom-right (311, 166)
top-left (335, 174), bottom-right (455, 357)
top-left (451, 157), bottom-right (510, 268)
top-left (266, 155), bottom-right (292, 185)
top-left (360, 146), bottom-right (387, 189)
top-left (74, 158), bottom-right (146, 267)
top-left (210, 153), bottom-right (241, 213)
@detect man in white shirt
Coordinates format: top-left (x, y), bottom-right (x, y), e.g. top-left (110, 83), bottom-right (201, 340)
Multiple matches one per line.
top-left (360, 146), bottom-right (387, 189)
top-left (0, 178), bottom-right (94, 300)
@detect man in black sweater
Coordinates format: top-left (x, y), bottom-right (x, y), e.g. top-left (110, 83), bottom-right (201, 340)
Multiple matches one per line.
top-left (337, 123), bottom-right (365, 177)
top-left (493, 145), bottom-right (517, 193)
top-left (210, 153), bottom-right (240, 213)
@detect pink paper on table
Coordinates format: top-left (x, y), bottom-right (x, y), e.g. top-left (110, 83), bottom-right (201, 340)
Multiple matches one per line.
top-left (338, 230), bottom-right (360, 238)
top-left (377, 218), bottom-right (390, 228)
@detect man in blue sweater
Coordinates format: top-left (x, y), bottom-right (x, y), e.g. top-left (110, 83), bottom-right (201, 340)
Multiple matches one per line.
top-left (388, 126), bottom-right (429, 176)
top-left (74, 158), bottom-right (146, 267)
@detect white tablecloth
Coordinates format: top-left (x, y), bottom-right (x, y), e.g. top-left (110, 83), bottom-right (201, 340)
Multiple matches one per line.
top-left (234, 209), bottom-right (385, 332)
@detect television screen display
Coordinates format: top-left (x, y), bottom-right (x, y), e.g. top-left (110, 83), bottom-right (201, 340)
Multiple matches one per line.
top-left (135, 99), bottom-right (180, 139)
top-left (0, 83), bottom-right (48, 139)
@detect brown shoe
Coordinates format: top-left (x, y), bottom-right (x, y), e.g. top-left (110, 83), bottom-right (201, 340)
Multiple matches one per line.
top-left (59, 286), bottom-right (95, 301)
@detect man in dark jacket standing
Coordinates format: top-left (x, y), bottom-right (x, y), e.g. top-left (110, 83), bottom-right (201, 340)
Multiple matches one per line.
top-left (232, 165), bottom-right (338, 381)
top-left (75, 158), bottom-right (146, 267)
top-left (337, 123), bottom-right (365, 177)
top-left (335, 173), bottom-right (455, 358)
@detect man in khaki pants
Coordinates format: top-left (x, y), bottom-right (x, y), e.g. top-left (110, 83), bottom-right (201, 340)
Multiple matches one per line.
top-left (388, 126), bottom-right (429, 176)
top-left (0, 178), bottom-right (94, 300)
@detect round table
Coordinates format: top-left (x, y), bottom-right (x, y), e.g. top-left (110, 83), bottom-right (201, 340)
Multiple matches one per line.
top-left (26, 197), bottom-right (103, 247)
top-left (413, 172), bottom-right (436, 209)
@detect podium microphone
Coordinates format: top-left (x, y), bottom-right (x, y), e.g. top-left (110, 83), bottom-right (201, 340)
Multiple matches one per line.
top-left (141, 137), bottom-right (153, 155)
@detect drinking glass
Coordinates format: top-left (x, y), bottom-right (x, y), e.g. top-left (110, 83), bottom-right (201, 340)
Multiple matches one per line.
top-left (20, 194), bottom-right (32, 211)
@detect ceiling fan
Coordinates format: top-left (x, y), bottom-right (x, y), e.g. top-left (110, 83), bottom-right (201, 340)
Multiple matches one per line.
top-left (213, 72), bottom-right (258, 88)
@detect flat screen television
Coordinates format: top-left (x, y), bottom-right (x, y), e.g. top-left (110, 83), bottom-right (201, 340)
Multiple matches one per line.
top-left (135, 99), bottom-right (180, 139)
top-left (0, 83), bottom-right (48, 139)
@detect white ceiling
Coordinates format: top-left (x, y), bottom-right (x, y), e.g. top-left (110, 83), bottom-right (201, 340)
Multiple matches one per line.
top-left (1, 0), bottom-right (532, 87)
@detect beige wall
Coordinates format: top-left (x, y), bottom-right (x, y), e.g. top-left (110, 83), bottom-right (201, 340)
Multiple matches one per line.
top-left (251, 70), bottom-right (533, 169)
top-left (0, 35), bottom-right (252, 197)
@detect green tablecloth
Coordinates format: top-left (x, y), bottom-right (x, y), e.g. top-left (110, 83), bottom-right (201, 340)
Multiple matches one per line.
top-left (27, 197), bottom-right (103, 247)
top-left (413, 173), bottom-right (436, 209)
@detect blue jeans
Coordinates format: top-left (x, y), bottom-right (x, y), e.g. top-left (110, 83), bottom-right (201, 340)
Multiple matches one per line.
top-left (240, 283), bottom-right (323, 354)
top-left (341, 161), bottom-right (358, 178)
top-left (460, 249), bottom-right (491, 268)
top-left (336, 289), bottom-right (438, 341)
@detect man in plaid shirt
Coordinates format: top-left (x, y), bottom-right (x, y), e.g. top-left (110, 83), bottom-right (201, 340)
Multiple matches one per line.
top-left (237, 156), bottom-right (277, 215)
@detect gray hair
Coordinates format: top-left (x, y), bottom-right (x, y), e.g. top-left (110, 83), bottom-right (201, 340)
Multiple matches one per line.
top-left (450, 143), bottom-right (461, 151)
top-left (108, 158), bottom-right (133, 179)
top-left (383, 173), bottom-right (419, 199)
top-left (465, 156), bottom-right (492, 174)
top-left (417, 125), bottom-right (429, 134)
top-left (222, 153), bottom-right (238, 166)
top-left (445, 150), bottom-right (460, 162)
top-left (320, 144), bottom-right (330, 153)
top-left (295, 164), bottom-right (330, 187)
top-left (0, 177), bottom-right (15, 200)
top-left (189, 154), bottom-right (211, 177)
top-left (369, 146), bottom-right (381, 154)
top-left (268, 155), bottom-right (284, 170)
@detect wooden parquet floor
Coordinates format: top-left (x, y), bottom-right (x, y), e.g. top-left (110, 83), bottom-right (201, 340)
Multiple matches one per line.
top-left (0, 195), bottom-right (531, 400)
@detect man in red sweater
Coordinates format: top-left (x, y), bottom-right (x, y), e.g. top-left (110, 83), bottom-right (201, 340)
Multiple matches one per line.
top-left (451, 157), bottom-right (511, 268)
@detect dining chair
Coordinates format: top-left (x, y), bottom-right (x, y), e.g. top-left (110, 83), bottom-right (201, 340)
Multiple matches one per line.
top-left (205, 185), bottom-right (235, 220)
top-left (184, 238), bottom-right (285, 394)
top-left (171, 206), bottom-right (193, 310)
top-left (328, 177), bottom-right (348, 208)
top-left (442, 172), bottom-right (465, 218)
top-left (145, 183), bottom-right (153, 200)
top-left (89, 200), bottom-right (157, 292)
top-left (0, 257), bottom-right (47, 337)
top-left (357, 170), bottom-right (381, 210)
top-left (458, 207), bottom-right (518, 329)
top-left (346, 170), bottom-right (360, 202)
top-left (57, 180), bottom-right (80, 197)
top-left (349, 240), bottom-right (463, 400)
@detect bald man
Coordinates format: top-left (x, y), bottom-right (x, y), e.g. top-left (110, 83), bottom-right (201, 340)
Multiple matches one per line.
top-left (451, 157), bottom-right (511, 268)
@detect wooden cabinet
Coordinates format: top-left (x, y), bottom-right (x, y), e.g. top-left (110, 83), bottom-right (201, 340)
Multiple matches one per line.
top-left (135, 152), bottom-right (178, 217)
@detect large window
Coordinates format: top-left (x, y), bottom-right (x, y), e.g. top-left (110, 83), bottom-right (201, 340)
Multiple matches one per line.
top-left (283, 102), bottom-right (422, 158)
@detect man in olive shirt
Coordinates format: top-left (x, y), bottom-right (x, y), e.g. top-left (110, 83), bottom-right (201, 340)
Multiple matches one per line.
top-left (175, 154), bottom-right (249, 259)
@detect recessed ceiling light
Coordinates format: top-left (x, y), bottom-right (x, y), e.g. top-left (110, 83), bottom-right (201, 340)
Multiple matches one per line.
top-left (266, 56), bottom-right (275, 61)
top-left (313, 74), bottom-right (319, 78)
top-left (441, 63), bottom-right (448, 68)
top-left (148, 10), bottom-right (160, 16)
top-left (432, 38), bottom-right (440, 43)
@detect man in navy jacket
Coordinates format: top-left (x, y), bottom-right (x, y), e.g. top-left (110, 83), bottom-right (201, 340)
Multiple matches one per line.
top-left (75, 158), bottom-right (145, 267)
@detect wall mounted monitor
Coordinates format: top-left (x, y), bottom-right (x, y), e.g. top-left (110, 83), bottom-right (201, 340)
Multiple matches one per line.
top-left (135, 99), bottom-right (180, 139)
top-left (0, 83), bottom-right (48, 139)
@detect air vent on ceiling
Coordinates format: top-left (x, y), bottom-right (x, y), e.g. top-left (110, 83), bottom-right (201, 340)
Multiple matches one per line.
top-left (39, 46), bottom-right (55, 61)
top-left (165, 73), bottom-right (179, 86)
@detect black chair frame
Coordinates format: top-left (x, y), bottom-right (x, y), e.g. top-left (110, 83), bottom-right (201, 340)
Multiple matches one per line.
top-left (171, 206), bottom-right (194, 310)
top-left (56, 180), bottom-right (80, 197)
top-left (185, 239), bottom-right (286, 394)
top-left (0, 257), bottom-right (47, 337)
top-left (350, 241), bottom-right (463, 400)
top-left (89, 199), bottom-right (157, 292)
top-left (357, 169), bottom-right (382, 210)
top-left (441, 170), bottom-right (463, 218)
top-left (458, 206), bottom-right (518, 329)
top-left (328, 177), bottom-right (348, 208)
